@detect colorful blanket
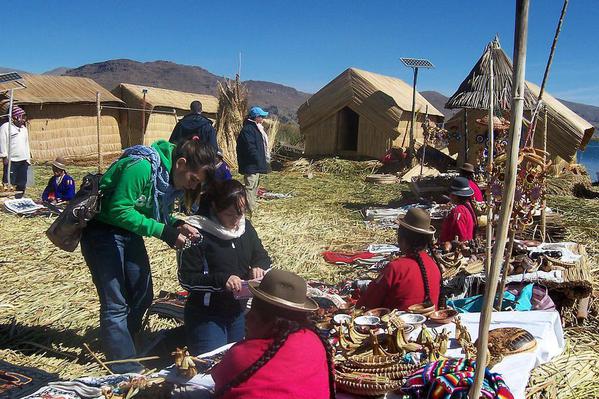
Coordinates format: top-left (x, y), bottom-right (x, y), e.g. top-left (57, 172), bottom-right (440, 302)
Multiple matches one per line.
top-left (0, 360), bottom-right (58, 398)
top-left (401, 358), bottom-right (514, 399)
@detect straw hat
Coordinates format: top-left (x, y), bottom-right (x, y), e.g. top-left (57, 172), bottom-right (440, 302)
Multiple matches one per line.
top-left (397, 208), bottom-right (436, 236)
top-left (476, 115), bottom-right (510, 130)
top-left (450, 176), bottom-right (474, 197)
top-left (51, 157), bottom-right (67, 171)
top-left (249, 269), bottom-right (319, 312)
top-left (460, 163), bottom-right (475, 174)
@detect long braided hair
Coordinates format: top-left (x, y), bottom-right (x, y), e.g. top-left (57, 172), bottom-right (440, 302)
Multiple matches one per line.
top-left (214, 298), bottom-right (336, 398)
top-left (397, 226), bottom-right (436, 306)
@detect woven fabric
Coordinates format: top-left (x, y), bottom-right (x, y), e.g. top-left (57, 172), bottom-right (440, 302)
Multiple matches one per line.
top-left (401, 358), bottom-right (514, 399)
top-left (0, 360), bottom-right (58, 399)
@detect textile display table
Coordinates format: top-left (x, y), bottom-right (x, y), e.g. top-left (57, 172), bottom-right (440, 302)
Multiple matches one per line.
top-left (160, 311), bottom-right (563, 399)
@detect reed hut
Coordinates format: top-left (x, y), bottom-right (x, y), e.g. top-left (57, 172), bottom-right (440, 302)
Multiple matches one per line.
top-left (0, 74), bottom-right (124, 162)
top-left (445, 38), bottom-right (594, 163)
top-left (297, 67), bottom-right (444, 159)
top-left (113, 83), bottom-right (218, 146)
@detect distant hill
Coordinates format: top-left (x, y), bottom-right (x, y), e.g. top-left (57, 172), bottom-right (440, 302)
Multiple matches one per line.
top-left (420, 91), bottom-right (459, 119)
top-left (64, 59), bottom-right (310, 122)
top-left (557, 99), bottom-right (599, 131)
top-left (0, 66), bottom-right (28, 75)
top-left (43, 67), bottom-right (70, 76)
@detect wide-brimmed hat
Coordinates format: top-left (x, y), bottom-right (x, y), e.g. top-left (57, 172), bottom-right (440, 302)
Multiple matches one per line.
top-left (460, 163), bottom-right (475, 174)
top-left (51, 157), bottom-right (67, 171)
top-left (476, 115), bottom-right (510, 130)
top-left (450, 176), bottom-right (474, 197)
top-left (249, 269), bottom-right (318, 312)
top-left (397, 208), bottom-right (436, 236)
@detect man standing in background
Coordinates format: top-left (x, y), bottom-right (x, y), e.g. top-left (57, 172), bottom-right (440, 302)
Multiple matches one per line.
top-left (0, 104), bottom-right (31, 198)
top-left (169, 100), bottom-right (218, 151)
top-left (236, 106), bottom-right (270, 210)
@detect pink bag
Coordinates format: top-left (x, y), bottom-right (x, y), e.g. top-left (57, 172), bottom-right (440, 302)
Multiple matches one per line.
top-left (507, 283), bottom-right (556, 311)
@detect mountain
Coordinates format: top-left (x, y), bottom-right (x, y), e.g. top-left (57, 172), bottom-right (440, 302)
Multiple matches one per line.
top-left (43, 67), bottom-right (70, 75)
top-left (420, 91), bottom-right (459, 119)
top-left (0, 66), bottom-right (28, 75)
top-left (64, 59), bottom-right (310, 122)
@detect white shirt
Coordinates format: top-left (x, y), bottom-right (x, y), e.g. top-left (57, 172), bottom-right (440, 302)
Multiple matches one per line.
top-left (0, 121), bottom-right (30, 162)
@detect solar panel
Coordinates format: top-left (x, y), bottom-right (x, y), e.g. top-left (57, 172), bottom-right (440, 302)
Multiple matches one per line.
top-left (0, 72), bottom-right (23, 83)
top-left (400, 58), bottom-right (434, 69)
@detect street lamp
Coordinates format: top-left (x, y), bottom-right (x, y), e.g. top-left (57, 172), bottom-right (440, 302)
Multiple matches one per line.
top-left (400, 58), bottom-right (434, 165)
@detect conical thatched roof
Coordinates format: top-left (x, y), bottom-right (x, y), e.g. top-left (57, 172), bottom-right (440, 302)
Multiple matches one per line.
top-left (445, 37), bottom-right (536, 111)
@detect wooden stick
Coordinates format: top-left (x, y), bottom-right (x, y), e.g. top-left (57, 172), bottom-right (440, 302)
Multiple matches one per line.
top-left (495, 226), bottom-right (517, 309)
top-left (541, 106), bottom-right (548, 242)
top-left (103, 356), bottom-right (160, 365)
top-left (96, 92), bottom-right (102, 173)
top-left (485, 49), bottom-right (495, 277)
top-left (468, 1), bottom-right (530, 397)
top-left (83, 343), bottom-right (114, 375)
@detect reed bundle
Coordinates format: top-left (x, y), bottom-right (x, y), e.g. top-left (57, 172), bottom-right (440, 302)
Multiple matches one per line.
top-left (215, 76), bottom-right (248, 170)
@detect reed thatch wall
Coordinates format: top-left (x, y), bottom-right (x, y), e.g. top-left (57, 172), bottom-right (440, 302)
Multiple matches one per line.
top-left (298, 67), bottom-right (443, 159)
top-left (0, 74), bottom-right (125, 162)
top-left (24, 104), bottom-right (121, 162)
top-left (113, 83), bottom-right (218, 146)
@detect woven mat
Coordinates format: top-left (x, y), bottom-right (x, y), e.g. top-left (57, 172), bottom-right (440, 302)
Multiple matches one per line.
top-left (0, 360), bottom-right (58, 398)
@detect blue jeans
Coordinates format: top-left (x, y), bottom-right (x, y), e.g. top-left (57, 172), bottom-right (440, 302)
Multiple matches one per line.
top-left (184, 302), bottom-right (245, 355)
top-left (2, 160), bottom-right (28, 197)
top-left (80, 221), bottom-right (153, 374)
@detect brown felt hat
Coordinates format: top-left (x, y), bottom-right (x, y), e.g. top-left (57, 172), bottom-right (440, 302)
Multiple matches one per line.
top-left (249, 269), bottom-right (319, 312)
top-left (460, 163), bottom-right (475, 174)
top-left (51, 157), bottom-right (67, 171)
top-left (397, 208), bottom-right (436, 236)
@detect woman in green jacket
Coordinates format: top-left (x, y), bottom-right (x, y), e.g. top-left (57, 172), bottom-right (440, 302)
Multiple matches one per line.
top-left (80, 138), bottom-right (216, 373)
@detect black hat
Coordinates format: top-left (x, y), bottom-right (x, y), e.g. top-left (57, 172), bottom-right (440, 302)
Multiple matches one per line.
top-left (450, 176), bottom-right (474, 197)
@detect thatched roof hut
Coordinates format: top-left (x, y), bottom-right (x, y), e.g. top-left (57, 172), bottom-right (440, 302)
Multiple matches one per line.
top-left (113, 83), bottom-right (218, 146)
top-left (445, 37), bottom-right (536, 111)
top-left (297, 67), bottom-right (444, 159)
top-left (0, 74), bottom-right (124, 162)
top-left (444, 37), bottom-right (594, 163)
top-left (445, 82), bottom-right (595, 163)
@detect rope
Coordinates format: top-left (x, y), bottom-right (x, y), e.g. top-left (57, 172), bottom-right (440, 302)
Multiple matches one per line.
top-left (524, 0), bottom-right (569, 147)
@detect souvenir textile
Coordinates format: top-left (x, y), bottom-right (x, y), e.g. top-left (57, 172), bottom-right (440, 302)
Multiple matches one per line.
top-left (401, 358), bottom-right (514, 399)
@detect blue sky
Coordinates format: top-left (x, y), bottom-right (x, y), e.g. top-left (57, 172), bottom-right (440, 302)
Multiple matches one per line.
top-left (3, 0), bottom-right (599, 105)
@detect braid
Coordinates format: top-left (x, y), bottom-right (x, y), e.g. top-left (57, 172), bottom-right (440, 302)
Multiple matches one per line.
top-left (428, 243), bottom-right (445, 308)
top-left (304, 323), bottom-right (336, 399)
top-left (410, 251), bottom-right (432, 305)
top-left (214, 319), bottom-right (301, 398)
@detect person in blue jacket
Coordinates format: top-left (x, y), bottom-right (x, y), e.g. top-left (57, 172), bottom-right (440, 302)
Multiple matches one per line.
top-left (169, 100), bottom-right (218, 151)
top-left (42, 157), bottom-right (76, 203)
top-left (236, 106), bottom-right (270, 210)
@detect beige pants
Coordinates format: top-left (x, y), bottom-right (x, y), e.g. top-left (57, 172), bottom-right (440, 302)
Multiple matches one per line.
top-left (243, 173), bottom-right (260, 210)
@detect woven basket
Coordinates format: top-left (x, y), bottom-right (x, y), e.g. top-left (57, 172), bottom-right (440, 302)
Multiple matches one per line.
top-left (336, 375), bottom-right (403, 397)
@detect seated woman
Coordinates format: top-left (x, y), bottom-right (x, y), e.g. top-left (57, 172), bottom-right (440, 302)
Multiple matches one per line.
top-left (41, 157), bottom-right (76, 203)
top-left (178, 179), bottom-right (271, 355)
top-left (439, 176), bottom-right (477, 251)
top-left (211, 269), bottom-right (335, 399)
top-left (459, 163), bottom-right (483, 202)
top-left (357, 208), bottom-right (441, 311)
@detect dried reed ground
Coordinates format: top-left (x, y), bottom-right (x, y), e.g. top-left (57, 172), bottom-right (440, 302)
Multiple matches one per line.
top-left (1, 163), bottom-right (598, 398)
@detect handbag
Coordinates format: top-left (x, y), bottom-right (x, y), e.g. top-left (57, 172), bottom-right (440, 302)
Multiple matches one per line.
top-left (45, 173), bottom-right (103, 252)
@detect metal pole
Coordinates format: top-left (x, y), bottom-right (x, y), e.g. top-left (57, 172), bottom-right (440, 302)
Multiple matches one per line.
top-left (96, 92), bottom-right (102, 173)
top-left (469, 0), bottom-right (529, 397)
top-left (409, 67), bottom-right (419, 165)
top-left (5, 89), bottom-right (14, 185)
top-left (485, 53), bottom-right (495, 276)
top-left (420, 105), bottom-right (429, 177)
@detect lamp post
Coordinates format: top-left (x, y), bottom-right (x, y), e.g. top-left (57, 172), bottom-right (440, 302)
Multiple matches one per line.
top-left (400, 58), bottom-right (434, 165)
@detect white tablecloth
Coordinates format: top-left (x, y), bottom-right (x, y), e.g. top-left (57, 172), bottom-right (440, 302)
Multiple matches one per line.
top-left (162, 311), bottom-right (564, 399)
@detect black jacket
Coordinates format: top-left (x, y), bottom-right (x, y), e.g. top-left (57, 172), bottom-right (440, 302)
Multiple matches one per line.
top-left (236, 119), bottom-right (268, 175)
top-left (169, 113), bottom-right (218, 151)
top-left (178, 212), bottom-right (271, 316)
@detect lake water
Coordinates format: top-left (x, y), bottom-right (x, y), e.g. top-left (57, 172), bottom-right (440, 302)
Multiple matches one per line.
top-left (578, 140), bottom-right (599, 182)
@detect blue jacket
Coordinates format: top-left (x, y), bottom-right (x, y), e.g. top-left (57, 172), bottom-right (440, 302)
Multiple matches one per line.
top-left (236, 119), bottom-right (268, 175)
top-left (42, 174), bottom-right (76, 202)
top-left (169, 113), bottom-right (218, 151)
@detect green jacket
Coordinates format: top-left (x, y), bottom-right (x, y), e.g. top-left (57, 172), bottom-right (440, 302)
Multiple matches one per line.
top-left (95, 140), bottom-right (179, 244)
